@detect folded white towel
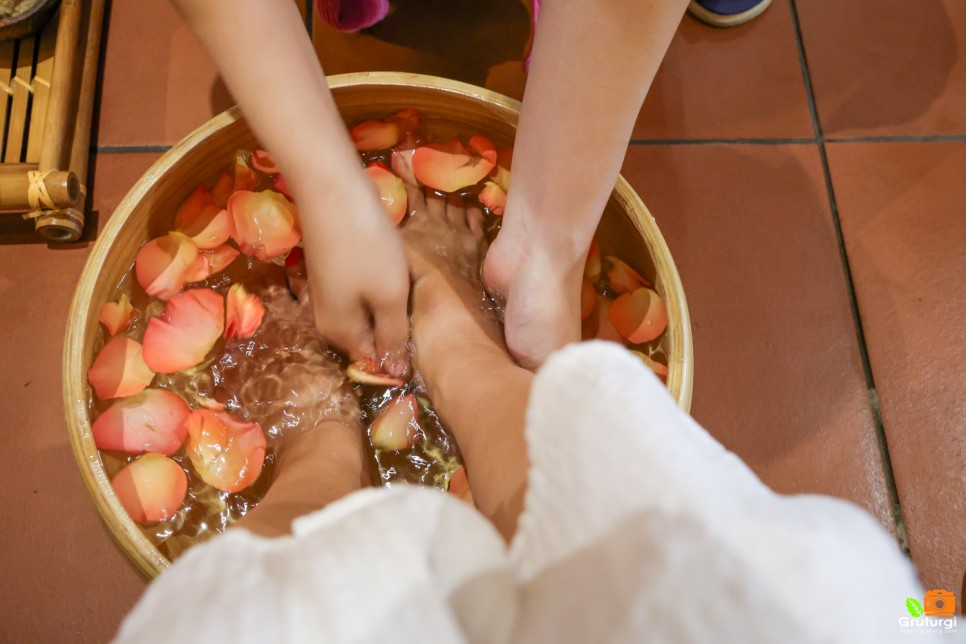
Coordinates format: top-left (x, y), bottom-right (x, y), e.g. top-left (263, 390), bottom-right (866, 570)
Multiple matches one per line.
top-left (116, 342), bottom-right (923, 644)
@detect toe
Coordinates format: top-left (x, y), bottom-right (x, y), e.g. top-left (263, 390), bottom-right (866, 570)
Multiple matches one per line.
top-left (466, 204), bottom-right (485, 239)
top-left (445, 194), bottom-right (466, 229)
top-left (405, 183), bottom-right (425, 218)
top-left (426, 191), bottom-right (447, 222)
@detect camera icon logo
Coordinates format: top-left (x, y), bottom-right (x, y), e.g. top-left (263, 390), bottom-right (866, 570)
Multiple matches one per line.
top-left (924, 589), bottom-right (956, 617)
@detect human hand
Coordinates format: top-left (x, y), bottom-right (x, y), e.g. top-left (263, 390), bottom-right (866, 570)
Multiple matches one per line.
top-left (294, 165), bottom-right (412, 378)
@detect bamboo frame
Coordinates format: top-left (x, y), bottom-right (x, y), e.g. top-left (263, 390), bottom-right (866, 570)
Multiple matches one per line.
top-left (64, 73), bottom-right (694, 579)
top-left (0, 0), bottom-right (105, 243)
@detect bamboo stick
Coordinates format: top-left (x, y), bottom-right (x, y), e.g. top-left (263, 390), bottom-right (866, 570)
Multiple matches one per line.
top-left (37, 0), bottom-right (82, 173)
top-left (0, 169), bottom-right (78, 209)
top-left (68, 0), bottom-right (103, 189)
top-left (0, 41), bottom-right (15, 154)
top-left (4, 37), bottom-right (35, 163)
top-left (26, 17), bottom-right (58, 163)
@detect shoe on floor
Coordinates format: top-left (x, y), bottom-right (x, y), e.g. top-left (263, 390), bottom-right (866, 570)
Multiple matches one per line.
top-left (687, 0), bottom-right (773, 27)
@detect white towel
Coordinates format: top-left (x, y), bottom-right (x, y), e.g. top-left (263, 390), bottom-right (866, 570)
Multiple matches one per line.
top-left (116, 341), bottom-right (924, 644)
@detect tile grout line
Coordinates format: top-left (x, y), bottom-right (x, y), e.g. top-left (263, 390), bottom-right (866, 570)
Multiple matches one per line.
top-left (787, 0), bottom-right (909, 554)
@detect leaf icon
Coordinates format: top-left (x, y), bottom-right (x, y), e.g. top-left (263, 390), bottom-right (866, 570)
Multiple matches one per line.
top-left (906, 597), bottom-right (924, 617)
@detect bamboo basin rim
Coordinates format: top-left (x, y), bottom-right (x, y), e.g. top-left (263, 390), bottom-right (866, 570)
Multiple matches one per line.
top-left (63, 72), bottom-right (693, 580)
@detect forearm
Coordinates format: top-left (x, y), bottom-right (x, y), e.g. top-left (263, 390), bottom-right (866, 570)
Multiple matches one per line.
top-left (508, 0), bottom-right (688, 263)
top-left (170, 0), bottom-right (368, 222)
top-left (237, 421), bottom-right (369, 537)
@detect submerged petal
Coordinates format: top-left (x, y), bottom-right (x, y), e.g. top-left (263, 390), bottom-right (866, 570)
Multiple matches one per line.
top-left (185, 409), bottom-right (267, 493)
top-left (250, 149), bottom-right (279, 174)
top-left (369, 394), bottom-right (422, 451)
top-left (88, 337), bottom-right (156, 400)
top-left (142, 289), bottom-right (225, 373)
top-left (224, 283), bottom-right (266, 339)
top-left (606, 256), bottom-right (651, 294)
top-left (99, 294), bottom-right (135, 336)
top-left (365, 162), bottom-right (408, 225)
top-left (478, 181), bottom-right (507, 216)
top-left (134, 232), bottom-right (200, 301)
top-left (229, 190), bottom-right (302, 260)
top-left (111, 454), bottom-right (187, 523)
top-left (347, 357), bottom-right (405, 387)
top-left (92, 389), bottom-right (190, 455)
top-left (610, 287), bottom-right (668, 344)
top-left (350, 119), bottom-right (400, 151)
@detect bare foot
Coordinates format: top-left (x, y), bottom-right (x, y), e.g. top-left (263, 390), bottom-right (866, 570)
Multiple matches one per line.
top-left (483, 230), bottom-right (583, 370)
top-left (400, 187), bottom-right (511, 413)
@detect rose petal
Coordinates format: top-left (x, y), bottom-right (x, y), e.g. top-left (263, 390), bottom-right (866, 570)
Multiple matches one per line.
top-left (384, 108), bottom-right (421, 133)
top-left (412, 136), bottom-right (497, 192)
top-left (581, 297), bottom-right (623, 343)
top-left (585, 239), bottom-right (602, 282)
top-left (111, 454), bottom-right (187, 523)
top-left (369, 394), bottom-right (422, 451)
top-left (229, 190), bottom-right (302, 260)
top-left (88, 337), bottom-right (156, 400)
top-left (250, 149), bottom-right (279, 174)
top-left (185, 409), bottom-right (267, 493)
top-left (580, 278), bottom-right (597, 321)
top-left (365, 162), bottom-right (407, 225)
top-left (92, 389), bottom-right (190, 455)
top-left (234, 153), bottom-right (258, 192)
top-left (606, 256), bottom-right (651, 294)
top-left (173, 184), bottom-right (211, 230)
top-left (610, 287), bottom-right (668, 344)
top-left (347, 358), bottom-right (405, 387)
top-left (135, 232), bottom-right (200, 301)
top-left (142, 289), bottom-right (225, 373)
top-left (478, 181), bottom-right (507, 216)
top-left (350, 119), bottom-right (400, 151)
top-left (99, 294), bottom-right (135, 336)
top-left (185, 244), bottom-right (241, 283)
top-left (448, 466), bottom-right (473, 503)
top-left (630, 350), bottom-right (669, 382)
top-left (210, 172), bottom-right (234, 208)
top-left (224, 283), bottom-right (266, 340)
top-left (181, 204), bottom-right (233, 250)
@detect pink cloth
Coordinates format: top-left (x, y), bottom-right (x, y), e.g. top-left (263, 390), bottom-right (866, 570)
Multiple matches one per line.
top-left (315, 0), bottom-right (390, 33)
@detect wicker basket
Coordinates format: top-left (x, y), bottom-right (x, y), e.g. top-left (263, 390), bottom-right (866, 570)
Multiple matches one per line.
top-left (63, 72), bottom-right (694, 578)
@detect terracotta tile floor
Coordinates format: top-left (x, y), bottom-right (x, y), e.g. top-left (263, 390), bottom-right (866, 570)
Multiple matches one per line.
top-left (1, 0), bottom-right (964, 640)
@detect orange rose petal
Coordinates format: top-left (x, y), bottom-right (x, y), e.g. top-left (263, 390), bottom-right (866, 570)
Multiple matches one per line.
top-left (350, 119), bottom-right (400, 151)
top-left (88, 337), bottom-right (155, 400)
top-left (385, 108), bottom-right (421, 133)
top-left (234, 153), bottom-right (258, 192)
top-left (478, 181), bottom-right (507, 216)
top-left (186, 409), bottom-right (267, 493)
top-left (490, 147), bottom-right (513, 192)
top-left (365, 162), bottom-right (408, 225)
top-left (347, 358), bottom-right (405, 387)
top-left (210, 172), bottom-right (234, 208)
top-left (224, 283), bottom-right (266, 340)
top-left (250, 149), bottom-right (279, 174)
top-left (186, 244), bottom-right (241, 283)
top-left (92, 389), bottom-right (190, 455)
top-left (369, 394), bottom-right (422, 451)
top-left (412, 137), bottom-right (497, 192)
top-left (585, 239), bottom-right (602, 282)
top-left (182, 204), bottom-right (233, 250)
top-left (112, 454), bottom-right (187, 523)
top-left (134, 232), bottom-right (200, 301)
top-left (142, 289), bottom-right (225, 373)
top-left (582, 298), bottom-right (623, 343)
top-left (229, 190), bottom-right (302, 260)
top-left (580, 278), bottom-right (597, 321)
top-left (448, 466), bottom-right (473, 503)
top-left (610, 287), bottom-right (668, 344)
top-left (99, 293), bottom-right (135, 336)
top-left (630, 350), bottom-right (669, 382)
top-left (606, 256), bottom-right (651, 294)
top-left (173, 184), bottom-right (211, 230)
